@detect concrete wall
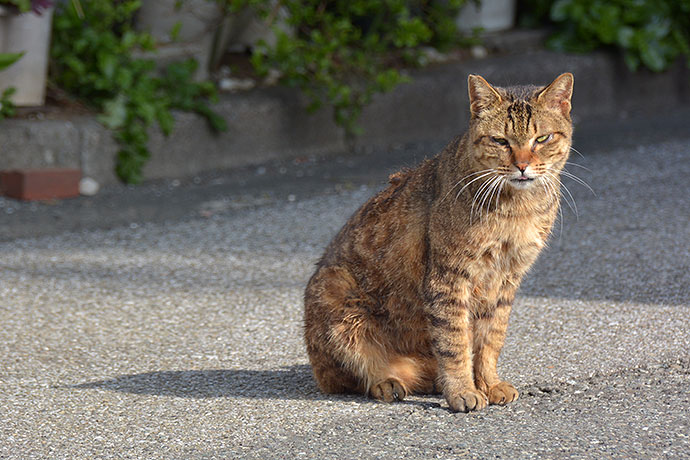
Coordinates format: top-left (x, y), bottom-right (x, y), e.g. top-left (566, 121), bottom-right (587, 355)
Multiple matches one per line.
top-left (1, 50), bottom-right (688, 185)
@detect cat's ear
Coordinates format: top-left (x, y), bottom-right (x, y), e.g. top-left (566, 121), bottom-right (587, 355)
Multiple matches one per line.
top-left (537, 73), bottom-right (574, 117)
top-left (468, 74), bottom-right (502, 117)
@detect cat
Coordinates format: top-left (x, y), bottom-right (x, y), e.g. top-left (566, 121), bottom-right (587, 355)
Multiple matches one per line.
top-left (304, 73), bottom-right (574, 412)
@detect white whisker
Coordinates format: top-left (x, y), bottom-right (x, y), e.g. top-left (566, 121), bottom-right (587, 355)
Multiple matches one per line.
top-left (455, 171), bottom-right (495, 204)
top-left (482, 178), bottom-right (499, 220)
top-left (470, 174), bottom-right (498, 224)
top-left (544, 171), bottom-right (578, 218)
top-left (486, 176), bottom-right (505, 219)
top-left (564, 161), bottom-right (591, 172)
top-left (470, 173), bottom-right (495, 223)
top-left (570, 146), bottom-right (585, 159)
top-left (561, 169), bottom-right (596, 196)
top-left (478, 176), bottom-right (502, 222)
top-left (441, 169), bottom-right (494, 203)
top-left (494, 177), bottom-right (505, 212)
top-left (540, 175), bottom-right (563, 237)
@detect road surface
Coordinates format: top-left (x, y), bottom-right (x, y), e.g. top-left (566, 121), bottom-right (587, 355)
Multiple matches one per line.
top-left (1, 110), bottom-right (689, 459)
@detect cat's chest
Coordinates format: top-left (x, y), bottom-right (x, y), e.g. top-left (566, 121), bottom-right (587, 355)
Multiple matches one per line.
top-left (468, 212), bottom-right (546, 253)
top-left (454, 215), bottom-right (548, 299)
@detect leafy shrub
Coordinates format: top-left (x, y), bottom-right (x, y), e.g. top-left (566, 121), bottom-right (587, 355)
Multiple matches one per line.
top-left (0, 52), bottom-right (23, 120)
top-left (0, 1), bottom-right (51, 118)
top-left (0, 0), bottom-right (53, 14)
top-left (516, 0), bottom-right (553, 28)
top-left (50, 0), bottom-right (226, 183)
top-left (220, 0), bottom-right (466, 140)
top-left (545, 0), bottom-right (690, 72)
top-left (49, 0), bottom-right (470, 181)
top-left (0, 0), bottom-right (32, 12)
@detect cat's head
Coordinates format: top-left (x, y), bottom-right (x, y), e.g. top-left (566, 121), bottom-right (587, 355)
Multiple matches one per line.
top-left (466, 73), bottom-right (573, 190)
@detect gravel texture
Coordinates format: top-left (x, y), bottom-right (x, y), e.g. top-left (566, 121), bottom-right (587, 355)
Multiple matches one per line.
top-left (1, 131), bottom-right (689, 459)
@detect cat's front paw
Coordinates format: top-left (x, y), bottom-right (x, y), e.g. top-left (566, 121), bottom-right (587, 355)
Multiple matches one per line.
top-left (487, 381), bottom-right (519, 405)
top-left (371, 378), bottom-right (407, 402)
top-left (446, 389), bottom-right (488, 413)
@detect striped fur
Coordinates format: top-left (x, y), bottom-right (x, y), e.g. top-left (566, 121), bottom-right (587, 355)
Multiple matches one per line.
top-left (304, 73), bottom-right (574, 412)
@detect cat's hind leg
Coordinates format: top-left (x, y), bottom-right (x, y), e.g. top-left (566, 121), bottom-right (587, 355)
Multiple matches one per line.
top-left (304, 265), bottom-right (433, 401)
top-left (370, 355), bottom-right (438, 401)
top-left (304, 265), bottom-right (386, 396)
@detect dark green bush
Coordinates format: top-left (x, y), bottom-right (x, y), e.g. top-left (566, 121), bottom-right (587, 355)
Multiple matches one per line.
top-left (516, 0), bottom-right (553, 28)
top-left (0, 0), bottom-right (32, 12)
top-left (544, 0), bottom-right (690, 72)
top-left (51, 0), bottom-right (226, 184)
top-left (0, 52), bottom-right (23, 120)
top-left (50, 0), bottom-right (470, 181)
top-left (222, 0), bottom-right (466, 140)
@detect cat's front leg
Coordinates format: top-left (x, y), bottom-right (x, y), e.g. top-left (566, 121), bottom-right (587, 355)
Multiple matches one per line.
top-left (472, 296), bottom-right (519, 405)
top-left (426, 283), bottom-right (488, 412)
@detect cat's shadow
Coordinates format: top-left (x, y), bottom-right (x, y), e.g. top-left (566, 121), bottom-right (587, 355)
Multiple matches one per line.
top-left (70, 365), bottom-right (445, 409)
top-left (72, 365), bottom-right (341, 401)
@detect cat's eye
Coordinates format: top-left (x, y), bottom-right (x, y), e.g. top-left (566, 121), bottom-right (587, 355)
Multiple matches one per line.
top-left (491, 137), bottom-right (509, 146)
top-left (535, 134), bottom-right (552, 143)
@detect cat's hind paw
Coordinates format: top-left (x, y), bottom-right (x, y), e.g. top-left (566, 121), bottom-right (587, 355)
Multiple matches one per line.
top-left (488, 381), bottom-right (519, 405)
top-left (370, 378), bottom-right (407, 402)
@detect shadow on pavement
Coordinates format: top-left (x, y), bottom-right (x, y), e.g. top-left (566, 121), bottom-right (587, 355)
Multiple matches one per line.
top-left (69, 366), bottom-right (451, 409)
top-left (70, 365), bottom-right (350, 401)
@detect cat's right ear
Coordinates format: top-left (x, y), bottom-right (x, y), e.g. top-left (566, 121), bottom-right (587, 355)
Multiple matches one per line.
top-left (468, 74), bottom-right (502, 117)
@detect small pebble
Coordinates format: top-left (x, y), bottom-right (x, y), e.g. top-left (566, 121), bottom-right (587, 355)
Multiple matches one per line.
top-left (79, 177), bottom-right (100, 196)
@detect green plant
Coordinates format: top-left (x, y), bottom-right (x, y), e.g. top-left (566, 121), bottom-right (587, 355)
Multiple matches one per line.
top-left (546, 0), bottom-right (690, 72)
top-left (50, 0), bottom-right (227, 184)
top-left (0, 51), bottom-right (24, 120)
top-left (0, 87), bottom-right (17, 119)
top-left (220, 0), bottom-right (466, 140)
top-left (0, 0), bottom-right (53, 13)
top-left (516, 0), bottom-right (553, 28)
top-left (0, 0), bottom-right (31, 11)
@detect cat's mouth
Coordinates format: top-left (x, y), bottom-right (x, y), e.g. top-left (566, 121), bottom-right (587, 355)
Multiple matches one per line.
top-left (508, 175), bottom-right (536, 189)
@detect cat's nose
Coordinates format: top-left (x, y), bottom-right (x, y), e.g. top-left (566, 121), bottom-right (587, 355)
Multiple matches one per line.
top-left (514, 162), bottom-right (529, 173)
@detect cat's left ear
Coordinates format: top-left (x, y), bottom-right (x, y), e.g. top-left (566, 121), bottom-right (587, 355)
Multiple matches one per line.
top-left (537, 73), bottom-right (574, 117)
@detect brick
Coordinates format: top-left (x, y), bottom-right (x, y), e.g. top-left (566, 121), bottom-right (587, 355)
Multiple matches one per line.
top-left (0, 169), bottom-right (81, 201)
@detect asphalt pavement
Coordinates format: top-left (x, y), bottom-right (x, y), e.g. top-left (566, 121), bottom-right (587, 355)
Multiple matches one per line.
top-left (1, 109), bottom-right (689, 459)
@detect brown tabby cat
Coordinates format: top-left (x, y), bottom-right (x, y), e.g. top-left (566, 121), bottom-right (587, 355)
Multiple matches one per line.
top-left (304, 73), bottom-right (574, 412)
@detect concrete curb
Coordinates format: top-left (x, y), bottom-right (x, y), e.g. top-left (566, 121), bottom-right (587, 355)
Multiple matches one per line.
top-left (1, 48), bottom-right (688, 186)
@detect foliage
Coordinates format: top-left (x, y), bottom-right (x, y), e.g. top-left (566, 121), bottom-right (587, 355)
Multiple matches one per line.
top-left (0, 0), bottom-right (31, 12)
top-left (50, 0), bottom-right (226, 184)
top-left (218, 0), bottom-right (466, 140)
top-left (0, 87), bottom-right (17, 120)
top-left (516, 0), bottom-right (553, 28)
top-left (0, 0), bottom-right (52, 14)
top-left (0, 1), bottom-right (52, 119)
top-left (0, 52), bottom-right (24, 120)
top-left (0, 51), bottom-right (24, 71)
top-left (544, 0), bottom-right (690, 72)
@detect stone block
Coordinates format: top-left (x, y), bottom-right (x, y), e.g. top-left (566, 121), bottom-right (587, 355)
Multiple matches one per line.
top-left (0, 168), bottom-right (81, 200)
